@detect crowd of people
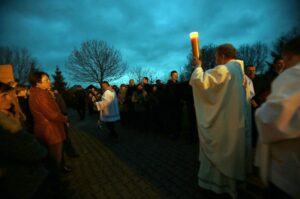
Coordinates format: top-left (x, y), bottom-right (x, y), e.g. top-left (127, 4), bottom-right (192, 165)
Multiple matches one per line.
top-left (73, 72), bottom-right (197, 140)
top-left (0, 36), bottom-right (299, 199)
top-left (0, 72), bottom-right (77, 199)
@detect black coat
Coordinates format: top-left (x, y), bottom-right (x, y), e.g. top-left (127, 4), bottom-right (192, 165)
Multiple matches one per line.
top-left (0, 126), bottom-right (48, 199)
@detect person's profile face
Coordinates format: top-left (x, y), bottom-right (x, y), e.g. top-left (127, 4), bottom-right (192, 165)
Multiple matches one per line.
top-left (143, 78), bottom-right (148, 84)
top-left (246, 67), bottom-right (256, 79)
top-left (121, 86), bottom-right (126, 91)
top-left (171, 72), bottom-right (178, 81)
top-left (101, 83), bottom-right (107, 91)
top-left (18, 89), bottom-right (27, 97)
top-left (0, 91), bottom-right (13, 111)
top-left (274, 59), bottom-right (285, 73)
top-left (281, 53), bottom-right (293, 69)
top-left (129, 80), bottom-right (135, 86)
top-left (37, 75), bottom-right (51, 90)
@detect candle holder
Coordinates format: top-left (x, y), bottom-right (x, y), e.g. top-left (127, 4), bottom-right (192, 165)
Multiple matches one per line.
top-left (189, 32), bottom-right (200, 59)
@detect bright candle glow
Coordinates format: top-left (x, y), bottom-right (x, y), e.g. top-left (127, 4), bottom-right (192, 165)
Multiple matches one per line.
top-left (189, 32), bottom-right (200, 59)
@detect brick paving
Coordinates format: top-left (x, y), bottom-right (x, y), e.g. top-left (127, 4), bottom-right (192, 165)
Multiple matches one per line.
top-left (65, 124), bottom-right (164, 198)
top-left (64, 110), bottom-right (265, 199)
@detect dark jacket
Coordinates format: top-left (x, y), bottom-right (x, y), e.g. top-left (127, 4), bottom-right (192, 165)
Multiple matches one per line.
top-left (0, 124), bottom-right (48, 199)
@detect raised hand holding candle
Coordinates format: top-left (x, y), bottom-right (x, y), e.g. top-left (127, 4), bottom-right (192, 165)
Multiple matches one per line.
top-left (189, 32), bottom-right (200, 59)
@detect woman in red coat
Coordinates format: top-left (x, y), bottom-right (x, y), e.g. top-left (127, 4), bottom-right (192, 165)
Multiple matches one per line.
top-left (28, 71), bottom-right (68, 174)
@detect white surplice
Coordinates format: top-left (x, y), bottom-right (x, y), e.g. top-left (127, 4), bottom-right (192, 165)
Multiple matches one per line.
top-left (255, 62), bottom-right (300, 198)
top-left (189, 60), bottom-right (250, 198)
top-left (95, 89), bottom-right (120, 122)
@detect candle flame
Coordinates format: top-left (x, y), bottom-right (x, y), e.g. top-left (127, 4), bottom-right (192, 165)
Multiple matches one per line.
top-left (190, 32), bottom-right (198, 39)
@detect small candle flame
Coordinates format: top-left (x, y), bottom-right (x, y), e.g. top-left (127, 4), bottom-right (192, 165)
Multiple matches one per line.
top-left (190, 32), bottom-right (198, 39)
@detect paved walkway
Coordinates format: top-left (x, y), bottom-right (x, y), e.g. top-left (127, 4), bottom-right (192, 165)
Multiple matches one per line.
top-left (64, 111), bottom-right (264, 199)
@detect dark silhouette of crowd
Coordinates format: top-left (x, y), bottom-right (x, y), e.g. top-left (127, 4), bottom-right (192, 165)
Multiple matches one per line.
top-left (83, 73), bottom-right (196, 140)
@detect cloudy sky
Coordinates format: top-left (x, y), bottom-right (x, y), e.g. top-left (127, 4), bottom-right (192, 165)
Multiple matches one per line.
top-left (0, 0), bottom-right (299, 85)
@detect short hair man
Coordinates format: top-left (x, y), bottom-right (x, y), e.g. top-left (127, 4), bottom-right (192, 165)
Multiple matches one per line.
top-left (190, 43), bottom-right (250, 198)
top-left (245, 65), bottom-right (256, 80)
top-left (95, 81), bottom-right (120, 139)
top-left (166, 70), bottom-right (182, 139)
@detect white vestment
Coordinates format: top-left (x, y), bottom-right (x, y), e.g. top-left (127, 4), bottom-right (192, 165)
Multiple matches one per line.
top-left (255, 62), bottom-right (300, 198)
top-left (189, 60), bottom-right (250, 198)
top-left (95, 89), bottom-right (120, 122)
top-left (245, 75), bottom-right (255, 99)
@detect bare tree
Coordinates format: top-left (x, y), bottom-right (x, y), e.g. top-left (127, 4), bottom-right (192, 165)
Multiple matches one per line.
top-left (180, 52), bottom-right (193, 81)
top-left (271, 25), bottom-right (300, 57)
top-left (181, 44), bottom-right (216, 81)
top-left (128, 66), bottom-right (158, 84)
top-left (266, 25), bottom-right (300, 70)
top-left (238, 42), bottom-right (269, 73)
top-left (0, 46), bottom-right (39, 84)
top-left (67, 40), bottom-right (127, 86)
top-left (201, 44), bottom-right (216, 70)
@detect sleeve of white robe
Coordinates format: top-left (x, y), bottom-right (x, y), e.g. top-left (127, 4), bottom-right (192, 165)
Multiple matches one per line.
top-left (95, 90), bottom-right (113, 111)
top-left (190, 65), bottom-right (230, 90)
top-left (245, 75), bottom-right (255, 99)
top-left (255, 65), bottom-right (300, 143)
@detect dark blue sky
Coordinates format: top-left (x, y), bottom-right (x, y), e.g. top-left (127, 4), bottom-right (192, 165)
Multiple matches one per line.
top-left (1, 0), bottom-right (299, 85)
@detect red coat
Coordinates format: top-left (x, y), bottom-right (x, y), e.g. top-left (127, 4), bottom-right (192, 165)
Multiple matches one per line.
top-left (29, 87), bottom-right (67, 145)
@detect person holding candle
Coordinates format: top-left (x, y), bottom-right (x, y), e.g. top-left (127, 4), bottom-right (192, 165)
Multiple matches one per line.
top-left (190, 43), bottom-right (251, 198)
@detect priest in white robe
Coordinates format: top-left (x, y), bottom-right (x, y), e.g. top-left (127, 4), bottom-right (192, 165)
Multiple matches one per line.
top-left (94, 81), bottom-right (120, 138)
top-left (189, 44), bottom-right (250, 198)
top-left (255, 36), bottom-right (300, 198)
